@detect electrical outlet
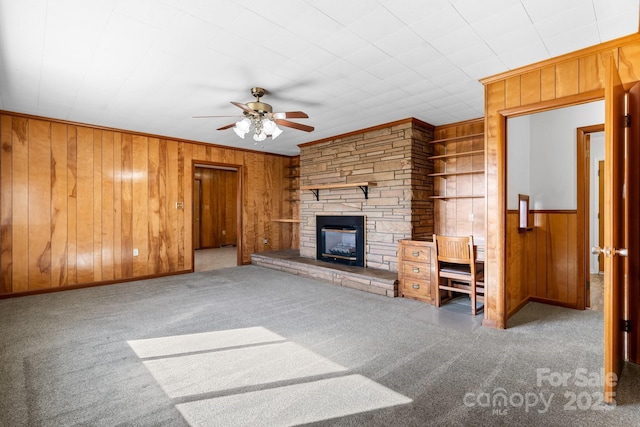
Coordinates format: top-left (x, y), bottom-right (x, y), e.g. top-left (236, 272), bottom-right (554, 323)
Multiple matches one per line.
top-left (133, 248), bottom-right (139, 256)
top-left (263, 238), bottom-right (268, 244)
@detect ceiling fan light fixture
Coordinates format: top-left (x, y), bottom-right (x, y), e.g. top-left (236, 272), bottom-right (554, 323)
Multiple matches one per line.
top-left (233, 117), bottom-right (251, 138)
top-left (271, 124), bottom-right (283, 140)
top-left (273, 112), bottom-right (286, 120)
top-left (253, 131), bottom-right (267, 142)
top-left (262, 118), bottom-right (276, 134)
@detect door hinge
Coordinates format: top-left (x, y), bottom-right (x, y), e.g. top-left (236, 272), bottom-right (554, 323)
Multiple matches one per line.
top-left (622, 319), bottom-right (632, 333)
top-left (625, 114), bottom-right (631, 128)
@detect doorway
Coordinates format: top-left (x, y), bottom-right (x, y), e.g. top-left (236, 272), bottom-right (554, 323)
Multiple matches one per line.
top-left (577, 125), bottom-right (604, 310)
top-left (193, 164), bottom-right (241, 271)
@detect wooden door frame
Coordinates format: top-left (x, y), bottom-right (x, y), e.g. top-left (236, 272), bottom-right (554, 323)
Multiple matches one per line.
top-left (499, 92), bottom-right (604, 326)
top-left (194, 178), bottom-right (202, 250)
top-left (192, 162), bottom-right (243, 267)
top-left (577, 123), bottom-right (605, 310)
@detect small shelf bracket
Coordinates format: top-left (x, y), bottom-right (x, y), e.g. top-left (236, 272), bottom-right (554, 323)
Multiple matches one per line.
top-left (310, 188), bottom-right (320, 201)
top-left (358, 185), bottom-right (369, 199)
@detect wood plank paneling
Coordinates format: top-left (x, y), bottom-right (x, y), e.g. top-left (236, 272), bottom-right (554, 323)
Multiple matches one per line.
top-left (148, 137), bottom-right (161, 274)
top-left (67, 127), bottom-right (78, 284)
top-left (76, 127), bottom-right (94, 283)
top-left (51, 123), bottom-right (68, 288)
top-left (113, 132), bottom-right (123, 279)
top-left (28, 120), bottom-right (52, 289)
top-left (0, 111), bottom-right (301, 295)
top-left (101, 131), bottom-right (114, 281)
top-left (132, 135), bottom-right (149, 277)
top-left (521, 70), bottom-right (541, 105)
top-left (166, 139), bottom-right (179, 271)
top-left (92, 129), bottom-right (102, 282)
top-left (12, 117), bottom-right (29, 292)
top-left (1, 116), bottom-right (13, 293)
top-left (120, 134), bottom-right (134, 278)
top-left (555, 60), bottom-right (580, 98)
top-left (508, 211), bottom-right (580, 310)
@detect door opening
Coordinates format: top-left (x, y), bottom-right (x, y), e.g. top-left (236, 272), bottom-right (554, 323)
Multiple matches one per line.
top-left (193, 164), bottom-right (241, 271)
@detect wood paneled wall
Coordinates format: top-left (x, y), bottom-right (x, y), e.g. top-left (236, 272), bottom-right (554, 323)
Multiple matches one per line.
top-left (433, 119), bottom-right (485, 240)
top-left (0, 112), bottom-right (295, 296)
top-left (481, 33), bottom-right (640, 328)
top-left (506, 211), bottom-right (581, 317)
top-left (194, 167), bottom-right (238, 248)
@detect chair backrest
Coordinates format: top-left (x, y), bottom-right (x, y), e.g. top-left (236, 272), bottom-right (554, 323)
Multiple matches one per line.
top-left (433, 234), bottom-right (475, 266)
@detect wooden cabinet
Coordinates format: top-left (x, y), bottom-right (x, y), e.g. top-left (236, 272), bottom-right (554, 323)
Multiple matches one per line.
top-left (398, 239), bottom-right (435, 303)
top-left (428, 132), bottom-right (485, 200)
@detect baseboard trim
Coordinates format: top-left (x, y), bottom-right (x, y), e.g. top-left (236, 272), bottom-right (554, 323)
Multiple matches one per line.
top-left (0, 270), bottom-right (192, 299)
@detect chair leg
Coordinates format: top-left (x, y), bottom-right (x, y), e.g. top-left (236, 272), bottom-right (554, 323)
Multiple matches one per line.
top-left (435, 279), bottom-right (441, 307)
top-left (470, 280), bottom-right (477, 315)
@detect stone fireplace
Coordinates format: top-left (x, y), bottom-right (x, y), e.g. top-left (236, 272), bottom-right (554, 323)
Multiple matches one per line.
top-left (298, 119), bottom-right (434, 272)
top-left (316, 215), bottom-right (365, 267)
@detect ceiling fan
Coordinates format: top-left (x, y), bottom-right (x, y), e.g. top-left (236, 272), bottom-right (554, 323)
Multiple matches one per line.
top-left (193, 87), bottom-right (314, 141)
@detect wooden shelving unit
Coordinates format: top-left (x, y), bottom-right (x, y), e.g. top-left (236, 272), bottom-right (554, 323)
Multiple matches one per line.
top-left (274, 159), bottom-right (300, 228)
top-left (429, 132), bottom-right (484, 201)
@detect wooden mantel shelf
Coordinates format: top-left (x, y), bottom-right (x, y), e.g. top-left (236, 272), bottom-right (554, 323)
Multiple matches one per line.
top-left (272, 218), bottom-right (301, 223)
top-left (300, 182), bottom-right (377, 200)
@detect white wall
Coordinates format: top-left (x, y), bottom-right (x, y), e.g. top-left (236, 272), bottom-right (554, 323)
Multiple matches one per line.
top-left (590, 132), bottom-right (605, 273)
top-left (507, 101), bottom-right (604, 210)
top-left (507, 116), bottom-right (531, 209)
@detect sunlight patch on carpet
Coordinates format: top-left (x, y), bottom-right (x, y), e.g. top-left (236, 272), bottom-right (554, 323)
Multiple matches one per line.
top-left (176, 374), bottom-right (412, 426)
top-left (142, 341), bottom-right (348, 398)
top-left (127, 326), bottom-right (284, 358)
top-left (128, 327), bottom-right (411, 425)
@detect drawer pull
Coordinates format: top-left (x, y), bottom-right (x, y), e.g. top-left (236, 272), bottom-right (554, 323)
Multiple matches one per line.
top-left (412, 251), bottom-right (420, 257)
top-left (412, 267), bottom-right (420, 273)
top-left (412, 283), bottom-right (420, 289)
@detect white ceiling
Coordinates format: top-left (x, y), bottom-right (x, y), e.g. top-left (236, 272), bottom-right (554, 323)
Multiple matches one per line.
top-left (0, 0), bottom-right (638, 155)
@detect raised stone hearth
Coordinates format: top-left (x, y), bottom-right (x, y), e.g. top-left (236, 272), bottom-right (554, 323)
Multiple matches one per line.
top-left (251, 250), bottom-right (398, 297)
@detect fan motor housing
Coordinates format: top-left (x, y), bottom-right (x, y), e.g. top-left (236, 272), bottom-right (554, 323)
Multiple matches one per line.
top-left (246, 101), bottom-right (272, 114)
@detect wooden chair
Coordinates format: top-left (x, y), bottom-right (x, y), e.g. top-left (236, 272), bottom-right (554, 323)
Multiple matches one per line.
top-left (433, 234), bottom-right (484, 315)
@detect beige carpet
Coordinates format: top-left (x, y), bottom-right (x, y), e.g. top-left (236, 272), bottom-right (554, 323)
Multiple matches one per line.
top-left (589, 273), bottom-right (604, 311)
top-left (194, 247), bottom-right (237, 272)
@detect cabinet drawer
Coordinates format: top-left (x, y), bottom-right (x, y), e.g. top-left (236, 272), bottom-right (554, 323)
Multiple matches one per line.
top-left (401, 245), bottom-right (430, 263)
top-left (401, 261), bottom-right (429, 278)
top-left (400, 278), bottom-right (431, 301)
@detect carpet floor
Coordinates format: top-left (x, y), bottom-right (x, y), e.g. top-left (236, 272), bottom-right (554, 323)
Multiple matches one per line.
top-left (1, 265), bottom-right (638, 426)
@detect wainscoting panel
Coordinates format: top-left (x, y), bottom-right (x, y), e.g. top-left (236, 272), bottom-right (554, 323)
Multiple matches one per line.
top-left (506, 211), bottom-right (580, 315)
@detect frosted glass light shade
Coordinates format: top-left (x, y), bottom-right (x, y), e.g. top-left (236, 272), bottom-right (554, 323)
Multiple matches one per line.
top-left (271, 125), bottom-right (283, 139)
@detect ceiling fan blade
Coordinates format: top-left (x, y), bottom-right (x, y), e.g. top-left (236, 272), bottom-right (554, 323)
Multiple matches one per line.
top-left (193, 115), bottom-right (241, 118)
top-left (217, 123), bottom-right (236, 130)
top-left (231, 101), bottom-right (256, 114)
top-left (276, 111), bottom-right (309, 119)
top-left (275, 119), bottom-right (314, 132)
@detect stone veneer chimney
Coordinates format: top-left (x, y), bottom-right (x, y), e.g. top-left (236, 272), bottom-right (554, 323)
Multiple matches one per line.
top-left (298, 119), bottom-right (434, 272)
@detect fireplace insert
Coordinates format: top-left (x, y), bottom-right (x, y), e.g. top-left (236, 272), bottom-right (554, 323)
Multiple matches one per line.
top-left (316, 215), bottom-right (365, 267)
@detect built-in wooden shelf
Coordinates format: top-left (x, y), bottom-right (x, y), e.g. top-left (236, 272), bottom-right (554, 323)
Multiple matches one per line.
top-left (430, 132), bottom-right (484, 144)
top-left (429, 170), bottom-right (485, 177)
top-left (429, 195), bottom-right (484, 200)
top-left (286, 175), bottom-right (299, 178)
top-left (272, 218), bottom-right (301, 223)
top-left (300, 182), bottom-right (376, 200)
top-left (428, 150), bottom-right (485, 160)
